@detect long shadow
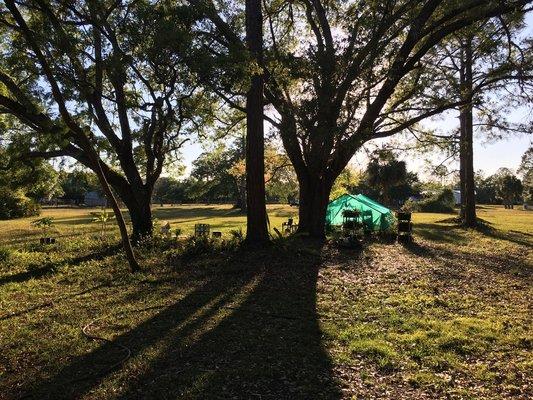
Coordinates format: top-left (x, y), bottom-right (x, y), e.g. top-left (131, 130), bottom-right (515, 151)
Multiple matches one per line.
top-left (0, 244), bottom-right (122, 286)
top-left (414, 219), bottom-right (533, 249)
top-left (152, 206), bottom-right (245, 220)
top-left (413, 223), bottom-right (469, 245)
top-left (402, 240), bottom-right (532, 282)
top-left (18, 241), bottom-right (340, 399)
top-left (474, 223), bottom-right (533, 248)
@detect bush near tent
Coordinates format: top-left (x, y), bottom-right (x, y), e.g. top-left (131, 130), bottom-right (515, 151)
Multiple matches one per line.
top-left (404, 188), bottom-right (455, 213)
top-left (326, 193), bottom-right (395, 232)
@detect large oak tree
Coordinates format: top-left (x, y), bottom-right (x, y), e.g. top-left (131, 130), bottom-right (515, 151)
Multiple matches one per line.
top-left (190, 0), bottom-right (532, 237)
top-left (0, 0), bottom-right (205, 256)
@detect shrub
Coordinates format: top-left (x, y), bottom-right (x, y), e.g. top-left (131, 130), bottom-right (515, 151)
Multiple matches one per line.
top-left (0, 246), bottom-right (11, 262)
top-left (400, 199), bottom-right (418, 212)
top-left (229, 229), bottom-right (244, 241)
top-left (418, 189), bottom-right (455, 213)
top-left (167, 233), bottom-right (244, 264)
top-left (0, 188), bottom-right (40, 220)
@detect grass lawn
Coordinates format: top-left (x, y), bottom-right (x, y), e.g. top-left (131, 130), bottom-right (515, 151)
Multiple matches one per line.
top-left (0, 204), bottom-right (531, 399)
top-left (0, 204), bottom-right (298, 246)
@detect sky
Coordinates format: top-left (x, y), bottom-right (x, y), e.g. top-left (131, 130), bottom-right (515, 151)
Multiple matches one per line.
top-left (178, 13), bottom-right (533, 180)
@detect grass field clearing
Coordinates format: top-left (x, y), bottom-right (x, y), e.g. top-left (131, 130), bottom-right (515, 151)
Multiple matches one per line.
top-left (0, 204), bottom-right (531, 399)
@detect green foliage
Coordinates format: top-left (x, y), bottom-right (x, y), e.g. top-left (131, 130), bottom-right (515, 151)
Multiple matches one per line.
top-left (417, 189), bottom-right (455, 213)
top-left (0, 188), bottom-right (40, 220)
top-left (0, 246), bottom-right (11, 262)
top-left (153, 177), bottom-right (187, 204)
top-left (60, 169), bottom-right (99, 204)
top-left (229, 228), bottom-right (244, 241)
top-left (169, 233), bottom-right (244, 264)
top-left (0, 149), bottom-right (62, 203)
top-left (365, 149), bottom-right (412, 206)
top-left (495, 169), bottom-right (523, 205)
top-left (330, 167), bottom-right (362, 200)
top-left (91, 209), bottom-right (114, 238)
top-left (31, 217), bottom-right (54, 235)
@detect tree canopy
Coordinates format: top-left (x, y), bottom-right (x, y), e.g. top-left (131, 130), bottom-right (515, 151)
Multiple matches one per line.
top-left (0, 0), bottom-right (210, 243)
top-left (190, 0), bottom-right (532, 236)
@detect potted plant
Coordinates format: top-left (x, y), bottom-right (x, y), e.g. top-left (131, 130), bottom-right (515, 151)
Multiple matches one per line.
top-left (31, 217), bottom-right (56, 244)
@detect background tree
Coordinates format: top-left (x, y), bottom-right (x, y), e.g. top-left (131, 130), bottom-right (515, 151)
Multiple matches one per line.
top-left (152, 177), bottom-right (187, 206)
top-left (366, 150), bottom-right (408, 207)
top-left (330, 167), bottom-right (362, 200)
top-left (517, 145), bottom-right (533, 202)
top-left (190, 140), bottom-right (295, 206)
top-left (60, 169), bottom-right (100, 205)
top-left (0, 1), bottom-right (211, 270)
top-left (495, 168), bottom-right (523, 208)
top-left (422, 17), bottom-right (532, 226)
top-left (191, 144), bottom-right (241, 204)
top-left (0, 146), bottom-right (63, 215)
top-left (475, 171), bottom-right (499, 204)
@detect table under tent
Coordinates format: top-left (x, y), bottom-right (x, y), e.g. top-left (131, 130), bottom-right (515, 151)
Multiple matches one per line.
top-left (325, 193), bottom-right (395, 232)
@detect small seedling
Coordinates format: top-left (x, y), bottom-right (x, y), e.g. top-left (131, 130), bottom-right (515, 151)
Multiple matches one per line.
top-left (92, 208), bottom-right (114, 238)
top-left (31, 217), bottom-right (55, 244)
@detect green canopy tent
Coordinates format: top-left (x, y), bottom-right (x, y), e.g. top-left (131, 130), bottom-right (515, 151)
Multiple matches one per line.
top-left (326, 193), bottom-right (395, 231)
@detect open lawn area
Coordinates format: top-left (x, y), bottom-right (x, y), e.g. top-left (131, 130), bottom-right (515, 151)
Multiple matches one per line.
top-left (0, 205), bottom-right (531, 399)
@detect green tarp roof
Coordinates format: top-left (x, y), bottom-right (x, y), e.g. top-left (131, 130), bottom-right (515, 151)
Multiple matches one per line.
top-left (326, 193), bottom-right (394, 231)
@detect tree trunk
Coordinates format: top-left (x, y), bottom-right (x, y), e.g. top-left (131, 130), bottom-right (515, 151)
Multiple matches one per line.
top-left (234, 180), bottom-right (247, 211)
top-left (298, 175), bottom-right (333, 239)
top-left (459, 149), bottom-right (466, 219)
top-left (459, 36), bottom-right (477, 227)
top-left (245, 0), bottom-right (269, 244)
top-left (119, 188), bottom-right (153, 243)
top-left (86, 156), bottom-right (140, 272)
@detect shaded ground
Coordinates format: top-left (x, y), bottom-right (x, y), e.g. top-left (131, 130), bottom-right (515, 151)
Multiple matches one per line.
top-left (0, 205), bottom-right (531, 399)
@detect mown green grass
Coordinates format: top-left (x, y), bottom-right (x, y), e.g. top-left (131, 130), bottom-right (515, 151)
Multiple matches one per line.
top-left (0, 204), bottom-right (298, 246)
top-left (0, 204), bottom-right (531, 399)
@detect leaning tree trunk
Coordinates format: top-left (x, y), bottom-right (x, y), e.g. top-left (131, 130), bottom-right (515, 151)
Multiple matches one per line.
top-left (83, 148), bottom-right (140, 272)
top-left (459, 36), bottom-right (477, 227)
top-left (244, 0), bottom-right (269, 244)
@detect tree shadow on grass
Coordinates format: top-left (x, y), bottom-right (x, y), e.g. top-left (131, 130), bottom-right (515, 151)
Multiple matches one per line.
top-left (474, 222), bottom-right (533, 248)
top-left (413, 223), bottom-right (469, 245)
top-left (18, 241), bottom-right (340, 400)
top-left (401, 239), bottom-right (532, 282)
top-left (414, 217), bottom-right (532, 249)
top-left (152, 206), bottom-right (245, 220)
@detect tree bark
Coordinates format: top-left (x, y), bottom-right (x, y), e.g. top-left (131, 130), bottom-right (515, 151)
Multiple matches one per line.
top-left (245, 0), bottom-right (269, 244)
top-left (80, 150), bottom-right (141, 272)
top-left (126, 195), bottom-right (153, 242)
top-left (459, 36), bottom-right (477, 227)
top-left (110, 181), bottom-right (154, 242)
top-left (297, 174), bottom-right (333, 239)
